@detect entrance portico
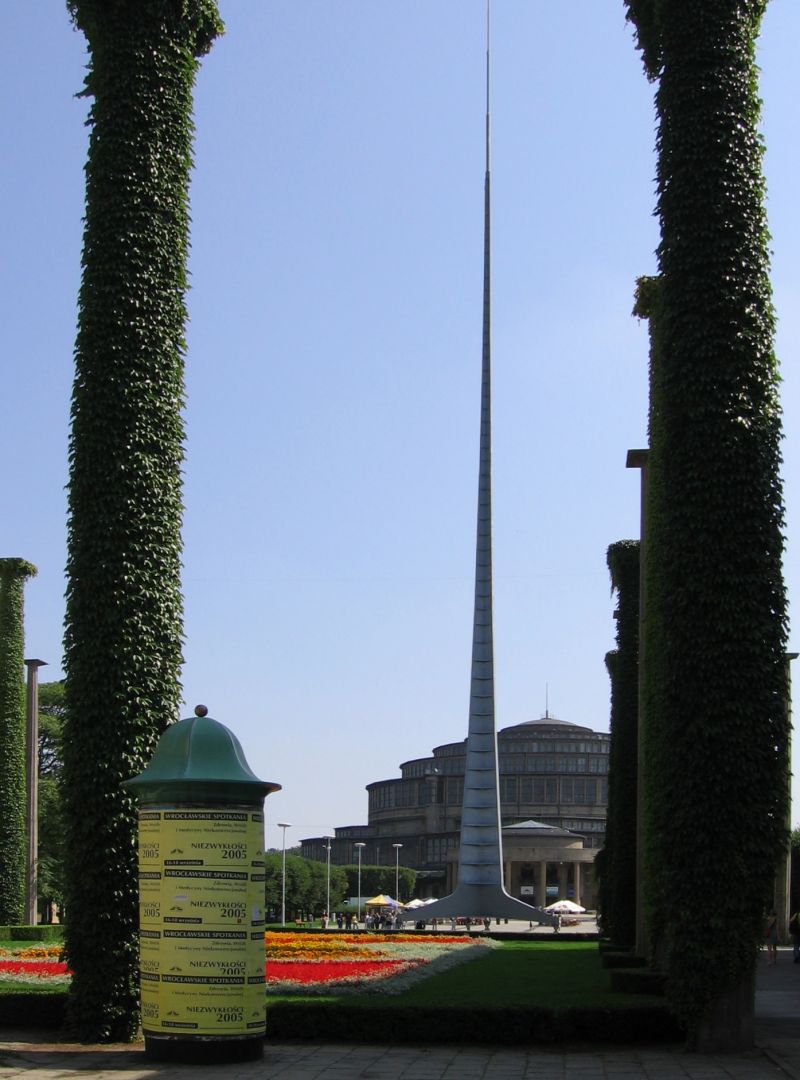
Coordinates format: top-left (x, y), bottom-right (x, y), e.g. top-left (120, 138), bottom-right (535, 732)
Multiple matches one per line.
top-left (443, 820), bottom-right (595, 908)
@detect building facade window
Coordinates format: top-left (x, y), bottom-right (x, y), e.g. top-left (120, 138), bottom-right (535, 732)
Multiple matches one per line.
top-left (502, 777), bottom-right (518, 801)
top-left (426, 836), bottom-right (453, 863)
top-left (560, 778), bottom-right (599, 805)
top-left (500, 754), bottom-right (525, 774)
top-left (446, 777), bottom-right (464, 805)
top-left (558, 755), bottom-right (587, 773)
top-left (526, 755), bottom-right (556, 773)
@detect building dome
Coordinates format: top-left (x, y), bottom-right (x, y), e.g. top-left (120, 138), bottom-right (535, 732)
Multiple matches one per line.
top-left (302, 715), bottom-right (609, 908)
top-left (499, 716), bottom-right (596, 737)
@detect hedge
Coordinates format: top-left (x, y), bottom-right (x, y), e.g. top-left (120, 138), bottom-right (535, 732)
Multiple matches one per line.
top-left (264, 1000), bottom-right (682, 1045)
top-left (0, 990), bottom-right (66, 1029)
top-left (0, 925), bottom-right (64, 943)
top-left (609, 969), bottom-right (667, 997)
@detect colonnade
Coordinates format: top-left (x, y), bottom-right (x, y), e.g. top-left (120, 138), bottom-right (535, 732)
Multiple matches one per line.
top-left (501, 858), bottom-right (585, 907)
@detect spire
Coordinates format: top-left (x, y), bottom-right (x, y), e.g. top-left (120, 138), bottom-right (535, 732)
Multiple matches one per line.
top-left (485, 0), bottom-right (491, 174)
top-left (403, 4), bottom-right (555, 926)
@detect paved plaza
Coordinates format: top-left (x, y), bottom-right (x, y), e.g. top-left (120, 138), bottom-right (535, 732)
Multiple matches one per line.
top-left (1, 948), bottom-right (798, 1079)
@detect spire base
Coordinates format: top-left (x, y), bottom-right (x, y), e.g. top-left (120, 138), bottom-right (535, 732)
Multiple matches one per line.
top-left (400, 884), bottom-right (558, 926)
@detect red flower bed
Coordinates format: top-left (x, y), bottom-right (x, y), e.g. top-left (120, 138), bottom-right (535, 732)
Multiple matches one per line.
top-left (0, 961), bottom-right (69, 977)
top-left (266, 959), bottom-right (418, 985)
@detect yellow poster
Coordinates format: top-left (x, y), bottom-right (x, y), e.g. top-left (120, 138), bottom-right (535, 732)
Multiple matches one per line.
top-left (137, 808), bottom-right (265, 1036)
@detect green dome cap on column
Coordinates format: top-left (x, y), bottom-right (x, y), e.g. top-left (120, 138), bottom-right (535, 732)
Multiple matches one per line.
top-left (123, 705), bottom-right (281, 805)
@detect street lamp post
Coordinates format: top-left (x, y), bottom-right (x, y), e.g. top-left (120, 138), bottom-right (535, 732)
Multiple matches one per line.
top-left (324, 838), bottom-right (332, 926)
top-left (277, 822), bottom-right (291, 927)
top-left (393, 843), bottom-right (403, 903)
top-left (354, 842), bottom-right (366, 921)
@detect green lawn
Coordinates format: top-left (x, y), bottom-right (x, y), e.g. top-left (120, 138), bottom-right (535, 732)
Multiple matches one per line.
top-left (0, 940), bottom-right (54, 951)
top-left (345, 942), bottom-right (638, 1010)
top-left (0, 982), bottom-right (64, 996)
top-left (263, 943), bottom-right (678, 1044)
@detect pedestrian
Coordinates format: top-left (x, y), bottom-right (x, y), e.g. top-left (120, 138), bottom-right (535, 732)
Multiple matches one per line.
top-left (789, 910), bottom-right (800, 963)
top-left (765, 910), bottom-right (779, 965)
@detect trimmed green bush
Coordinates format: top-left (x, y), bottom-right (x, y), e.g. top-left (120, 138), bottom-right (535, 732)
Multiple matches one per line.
top-left (610, 969), bottom-right (666, 996)
top-left (62, 0), bottom-right (222, 1043)
top-left (600, 951), bottom-right (646, 970)
top-left (0, 989), bottom-right (66, 1028)
top-left (0, 925), bottom-right (64, 942)
top-left (264, 1001), bottom-right (681, 1045)
top-left (0, 990), bottom-right (684, 1044)
top-left (0, 986), bottom-right (681, 1045)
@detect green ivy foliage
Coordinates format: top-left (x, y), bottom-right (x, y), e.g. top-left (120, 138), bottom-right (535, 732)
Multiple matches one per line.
top-left (623, 0), bottom-right (663, 78)
top-left (62, 2), bottom-right (221, 1043)
top-left (628, 1), bottom-right (788, 1044)
top-left (599, 541), bottom-right (640, 950)
top-left (0, 559), bottom-right (37, 925)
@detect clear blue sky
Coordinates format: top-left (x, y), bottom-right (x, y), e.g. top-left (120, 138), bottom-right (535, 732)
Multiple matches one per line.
top-left (2, 2), bottom-right (799, 852)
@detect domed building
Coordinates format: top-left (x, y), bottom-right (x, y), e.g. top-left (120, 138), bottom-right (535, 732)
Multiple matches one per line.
top-left (302, 715), bottom-right (608, 908)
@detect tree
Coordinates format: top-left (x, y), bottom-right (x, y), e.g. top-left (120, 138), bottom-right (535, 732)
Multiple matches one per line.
top-left (263, 855), bottom-right (347, 919)
top-left (341, 864), bottom-right (416, 903)
top-left (37, 682), bottom-right (66, 920)
top-left (61, 0), bottom-right (222, 1041)
top-left (0, 559), bottom-right (37, 924)
top-left (625, 0), bottom-right (789, 1050)
top-left (38, 680), bottom-right (65, 775)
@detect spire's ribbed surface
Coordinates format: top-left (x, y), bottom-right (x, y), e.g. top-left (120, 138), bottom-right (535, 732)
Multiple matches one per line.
top-left (455, 143), bottom-right (501, 890)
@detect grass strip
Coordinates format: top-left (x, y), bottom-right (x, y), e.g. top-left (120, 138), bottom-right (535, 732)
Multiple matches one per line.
top-left (264, 943), bottom-right (682, 1044)
top-left (389, 941), bottom-right (637, 1008)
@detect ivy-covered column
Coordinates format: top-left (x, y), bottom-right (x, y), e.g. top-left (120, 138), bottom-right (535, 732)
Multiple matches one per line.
top-left (62, 0), bottom-right (222, 1042)
top-left (600, 540), bottom-right (640, 950)
top-left (0, 558), bottom-right (37, 925)
top-left (625, 0), bottom-right (789, 1051)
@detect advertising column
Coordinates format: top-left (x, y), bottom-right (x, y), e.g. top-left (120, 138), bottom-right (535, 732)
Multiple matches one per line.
top-left (124, 707), bottom-right (280, 1064)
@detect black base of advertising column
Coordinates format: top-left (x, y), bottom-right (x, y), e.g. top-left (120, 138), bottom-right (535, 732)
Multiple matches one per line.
top-left (145, 1034), bottom-right (264, 1063)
